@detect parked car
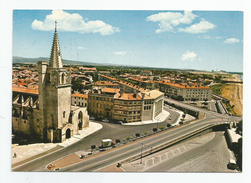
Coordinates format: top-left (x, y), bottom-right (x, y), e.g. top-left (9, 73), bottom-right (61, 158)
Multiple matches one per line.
top-left (169, 116), bottom-right (172, 120)
top-left (89, 116), bottom-right (95, 120)
top-left (102, 118), bottom-right (109, 123)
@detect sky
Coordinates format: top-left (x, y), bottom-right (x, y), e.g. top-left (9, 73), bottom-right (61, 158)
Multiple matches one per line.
top-left (13, 10), bottom-right (243, 72)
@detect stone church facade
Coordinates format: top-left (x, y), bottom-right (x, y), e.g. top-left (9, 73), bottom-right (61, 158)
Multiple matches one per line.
top-left (12, 24), bottom-right (89, 143)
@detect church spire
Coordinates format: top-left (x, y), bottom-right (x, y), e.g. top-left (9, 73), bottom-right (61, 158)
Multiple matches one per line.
top-left (49, 21), bottom-right (63, 68)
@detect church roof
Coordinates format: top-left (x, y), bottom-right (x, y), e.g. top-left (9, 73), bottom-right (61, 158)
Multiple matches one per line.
top-left (49, 21), bottom-right (63, 68)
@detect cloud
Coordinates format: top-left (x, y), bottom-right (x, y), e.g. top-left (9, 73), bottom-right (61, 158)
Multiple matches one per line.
top-left (223, 38), bottom-right (240, 44)
top-left (114, 51), bottom-right (127, 56)
top-left (31, 10), bottom-right (120, 35)
top-left (181, 51), bottom-right (197, 61)
top-left (146, 11), bottom-right (197, 33)
top-left (178, 19), bottom-right (216, 34)
top-left (197, 35), bottom-right (211, 39)
top-left (77, 46), bottom-right (86, 50)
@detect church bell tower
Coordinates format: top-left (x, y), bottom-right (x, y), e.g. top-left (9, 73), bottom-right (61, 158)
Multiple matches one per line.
top-left (38, 21), bottom-right (72, 142)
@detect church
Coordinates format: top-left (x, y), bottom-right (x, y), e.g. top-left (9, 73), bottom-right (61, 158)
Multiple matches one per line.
top-left (12, 23), bottom-right (89, 143)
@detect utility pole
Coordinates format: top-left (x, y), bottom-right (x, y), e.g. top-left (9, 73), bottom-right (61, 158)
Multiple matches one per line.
top-left (140, 142), bottom-right (144, 164)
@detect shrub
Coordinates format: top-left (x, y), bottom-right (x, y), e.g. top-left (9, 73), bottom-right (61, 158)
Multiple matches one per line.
top-left (126, 137), bottom-right (130, 140)
top-left (153, 128), bottom-right (157, 133)
top-left (159, 126), bottom-right (165, 130)
top-left (144, 131), bottom-right (148, 136)
top-left (135, 133), bottom-right (140, 138)
top-left (115, 139), bottom-right (121, 143)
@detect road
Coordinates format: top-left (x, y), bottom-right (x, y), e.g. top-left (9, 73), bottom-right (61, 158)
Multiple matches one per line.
top-left (143, 131), bottom-right (233, 172)
top-left (13, 106), bottom-right (179, 171)
top-left (58, 117), bottom-right (228, 172)
top-left (13, 98), bottom-right (242, 172)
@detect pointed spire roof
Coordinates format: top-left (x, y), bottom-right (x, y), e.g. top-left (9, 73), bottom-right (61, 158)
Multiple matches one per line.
top-left (49, 21), bottom-right (63, 68)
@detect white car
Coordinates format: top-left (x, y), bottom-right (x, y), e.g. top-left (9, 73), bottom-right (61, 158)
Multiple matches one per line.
top-left (102, 119), bottom-right (109, 123)
top-left (89, 116), bottom-right (95, 120)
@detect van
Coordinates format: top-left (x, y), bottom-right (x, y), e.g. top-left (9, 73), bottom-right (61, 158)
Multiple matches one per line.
top-left (227, 159), bottom-right (237, 170)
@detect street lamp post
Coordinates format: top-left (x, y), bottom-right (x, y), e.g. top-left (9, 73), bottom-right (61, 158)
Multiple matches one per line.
top-left (140, 142), bottom-right (144, 164)
top-left (156, 117), bottom-right (159, 130)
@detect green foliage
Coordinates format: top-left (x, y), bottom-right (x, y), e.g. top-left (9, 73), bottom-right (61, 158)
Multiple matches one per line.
top-left (126, 137), bottom-right (130, 140)
top-left (210, 83), bottom-right (227, 95)
top-left (71, 78), bottom-right (84, 92)
top-left (159, 126), bottom-right (165, 130)
top-left (135, 133), bottom-right (140, 137)
top-left (144, 131), bottom-right (148, 135)
top-left (153, 128), bottom-right (157, 133)
top-left (214, 75), bottom-right (222, 83)
top-left (115, 139), bottom-right (121, 143)
top-left (236, 120), bottom-right (243, 135)
top-left (167, 123), bottom-right (171, 128)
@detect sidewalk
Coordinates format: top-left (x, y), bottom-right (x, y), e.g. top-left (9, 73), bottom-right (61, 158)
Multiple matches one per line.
top-left (11, 122), bottom-right (102, 165)
top-left (122, 110), bottom-right (169, 126)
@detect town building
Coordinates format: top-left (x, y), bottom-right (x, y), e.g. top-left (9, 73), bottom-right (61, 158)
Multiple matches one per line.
top-left (157, 81), bottom-right (212, 101)
top-left (87, 87), bottom-right (164, 123)
top-left (140, 70), bottom-right (152, 76)
top-left (71, 93), bottom-right (88, 107)
top-left (12, 23), bottom-right (89, 143)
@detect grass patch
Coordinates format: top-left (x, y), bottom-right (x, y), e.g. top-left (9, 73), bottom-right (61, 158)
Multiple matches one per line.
top-left (210, 83), bottom-right (228, 95)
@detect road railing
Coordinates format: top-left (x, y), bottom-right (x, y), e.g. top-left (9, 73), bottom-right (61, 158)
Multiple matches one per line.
top-left (119, 121), bottom-right (230, 165)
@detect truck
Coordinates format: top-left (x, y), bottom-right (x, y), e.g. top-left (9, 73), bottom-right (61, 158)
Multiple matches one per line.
top-left (102, 139), bottom-right (115, 147)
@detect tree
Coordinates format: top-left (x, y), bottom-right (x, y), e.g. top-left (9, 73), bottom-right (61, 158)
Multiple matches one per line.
top-left (236, 120), bottom-right (243, 135)
top-left (91, 145), bottom-right (96, 153)
top-left (135, 133), bottom-right (140, 138)
top-left (167, 123), bottom-right (171, 128)
top-left (153, 128), bottom-right (157, 133)
top-left (71, 78), bottom-right (84, 92)
top-left (115, 139), bottom-right (121, 144)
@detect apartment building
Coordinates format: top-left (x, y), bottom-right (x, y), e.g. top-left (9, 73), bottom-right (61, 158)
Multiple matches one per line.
top-left (87, 87), bottom-right (164, 123)
top-left (158, 81), bottom-right (212, 101)
top-left (87, 88), bottom-right (118, 119)
top-left (71, 93), bottom-right (88, 107)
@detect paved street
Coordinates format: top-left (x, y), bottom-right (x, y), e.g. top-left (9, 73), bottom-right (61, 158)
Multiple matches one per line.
top-left (12, 107), bottom-right (180, 171)
top-left (121, 131), bottom-right (237, 172)
top-left (12, 98), bottom-right (241, 172)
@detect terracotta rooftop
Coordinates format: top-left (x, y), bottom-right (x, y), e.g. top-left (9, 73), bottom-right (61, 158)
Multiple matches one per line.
top-left (100, 74), bottom-right (117, 80)
top-left (102, 88), bottom-right (120, 94)
top-left (157, 81), bottom-right (211, 89)
top-left (80, 67), bottom-right (97, 71)
top-left (71, 93), bottom-right (88, 98)
top-left (128, 77), bottom-right (143, 82)
top-left (114, 93), bottom-right (142, 101)
top-left (12, 86), bottom-right (39, 94)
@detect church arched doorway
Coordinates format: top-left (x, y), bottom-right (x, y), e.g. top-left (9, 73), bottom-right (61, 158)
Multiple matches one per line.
top-left (78, 111), bottom-right (83, 130)
top-left (66, 128), bottom-right (71, 139)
